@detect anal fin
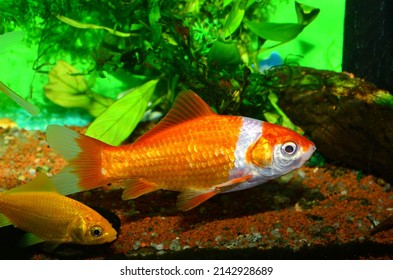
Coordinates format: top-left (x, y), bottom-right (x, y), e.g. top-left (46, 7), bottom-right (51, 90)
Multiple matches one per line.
top-left (121, 179), bottom-right (159, 200)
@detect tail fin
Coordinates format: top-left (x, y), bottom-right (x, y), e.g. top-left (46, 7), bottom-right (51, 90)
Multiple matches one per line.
top-left (46, 125), bottom-right (111, 195)
top-left (0, 81), bottom-right (40, 116)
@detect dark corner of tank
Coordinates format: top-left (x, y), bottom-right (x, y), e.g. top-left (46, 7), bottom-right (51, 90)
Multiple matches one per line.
top-left (1, 0), bottom-right (393, 261)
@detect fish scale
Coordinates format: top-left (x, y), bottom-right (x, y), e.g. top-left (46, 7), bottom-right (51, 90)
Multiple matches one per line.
top-left (0, 193), bottom-right (78, 240)
top-left (0, 174), bottom-right (117, 246)
top-left (47, 90), bottom-right (315, 211)
top-left (102, 115), bottom-right (241, 190)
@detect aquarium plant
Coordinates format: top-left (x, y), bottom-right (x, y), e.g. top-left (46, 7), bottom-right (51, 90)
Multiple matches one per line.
top-left (0, 0), bottom-right (344, 144)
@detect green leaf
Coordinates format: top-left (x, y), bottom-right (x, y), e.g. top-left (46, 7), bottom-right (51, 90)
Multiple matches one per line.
top-left (295, 1), bottom-right (320, 25)
top-left (184, 0), bottom-right (202, 13)
top-left (223, 0), bottom-right (234, 8)
top-left (244, 20), bottom-right (304, 42)
top-left (264, 93), bottom-right (302, 134)
top-left (87, 94), bottom-right (116, 117)
top-left (223, 0), bottom-right (246, 38)
top-left (207, 38), bottom-right (242, 67)
top-left (244, 1), bottom-right (319, 43)
top-left (85, 79), bottom-right (160, 145)
top-left (246, 0), bottom-right (259, 10)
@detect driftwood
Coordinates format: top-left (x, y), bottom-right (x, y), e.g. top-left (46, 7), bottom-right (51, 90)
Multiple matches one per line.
top-left (274, 67), bottom-right (393, 183)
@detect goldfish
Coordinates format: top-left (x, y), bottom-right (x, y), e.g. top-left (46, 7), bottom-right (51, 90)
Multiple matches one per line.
top-left (0, 81), bottom-right (40, 116)
top-left (0, 174), bottom-right (117, 248)
top-left (0, 31), bottom-right (24, 53)
top-left (46, 90), bottom-right (315, 211)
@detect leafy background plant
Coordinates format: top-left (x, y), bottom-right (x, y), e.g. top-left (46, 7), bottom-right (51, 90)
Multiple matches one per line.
top-left (0, 0), bottom-right (329, 145)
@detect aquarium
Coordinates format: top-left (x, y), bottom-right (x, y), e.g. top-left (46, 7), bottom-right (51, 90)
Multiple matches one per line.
top-left (1, 0), bottom-right (393, 263)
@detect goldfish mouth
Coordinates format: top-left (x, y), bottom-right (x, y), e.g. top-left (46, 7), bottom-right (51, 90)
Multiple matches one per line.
top-left (304, 145), bottom-right (317, 161)
top-left (109, 232), bottom-right (118, 242)
top-left (293, 145), bottom-right (316, 169)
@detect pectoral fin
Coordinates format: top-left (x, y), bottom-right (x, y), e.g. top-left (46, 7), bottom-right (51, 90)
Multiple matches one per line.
top-left (212, 174), bottom-right (253, 192)
top-left (122, 179), bottom-right (159, 200)
top-left (176, 174), bottom-right (253, 211)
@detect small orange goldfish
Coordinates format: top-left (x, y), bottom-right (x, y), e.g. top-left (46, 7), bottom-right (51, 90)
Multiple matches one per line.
top-left (47, 90), bottom-right (315, 211)
top-left (0, 174), bottom-right (117, 247)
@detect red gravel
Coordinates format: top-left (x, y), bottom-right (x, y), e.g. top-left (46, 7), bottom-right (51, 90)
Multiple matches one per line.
top-left (0, 126), bottom-right (392, 259)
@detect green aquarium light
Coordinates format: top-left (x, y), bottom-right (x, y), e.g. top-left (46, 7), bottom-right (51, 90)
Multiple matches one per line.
top-left (0, 0), bottom-right (346, 130)
top-left (261, 0), bottom-right (346, 72)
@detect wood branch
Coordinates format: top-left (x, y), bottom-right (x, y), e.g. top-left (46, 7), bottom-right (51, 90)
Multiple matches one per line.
top-left (275, 67), bottom-right (393, 183)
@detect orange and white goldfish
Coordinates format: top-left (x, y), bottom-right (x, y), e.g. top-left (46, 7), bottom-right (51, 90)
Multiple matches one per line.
top-left (0, 81), bottom-right (39, 116)
top-left (0, 174), bottom-right (117, 247)
top-left (47, 90), bottom-right (315, 211)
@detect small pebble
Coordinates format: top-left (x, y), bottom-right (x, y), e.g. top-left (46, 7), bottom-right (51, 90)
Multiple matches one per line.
top-left (17, 175), bottom-right (26, 181)
top-left (298, 169), bottom-right (306, 179)
top-left (28, 168), bottom-right (36, 176)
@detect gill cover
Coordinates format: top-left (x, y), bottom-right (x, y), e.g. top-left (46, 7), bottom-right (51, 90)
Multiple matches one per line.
top-left (246, 137), bottom-right (273, 168)
top-left (69, 216), bottom-right (89, 244)
top-left (69, 215), bottom-right (104, 244)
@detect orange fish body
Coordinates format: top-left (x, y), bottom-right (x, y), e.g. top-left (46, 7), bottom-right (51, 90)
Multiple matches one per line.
top-left (47, 90), bottom-right (315, 211)
top-left (0, 174), bottom-right (117, 246)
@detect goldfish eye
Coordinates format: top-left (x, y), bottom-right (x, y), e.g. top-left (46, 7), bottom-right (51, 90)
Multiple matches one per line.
top-left (90, 226), bottom-right (103, 237)
top-left (282, 142), bottom-right (297, 155)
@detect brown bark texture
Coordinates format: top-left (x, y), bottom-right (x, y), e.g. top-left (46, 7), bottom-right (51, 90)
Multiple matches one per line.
top-left (275, 67), bottom-right (393, 183)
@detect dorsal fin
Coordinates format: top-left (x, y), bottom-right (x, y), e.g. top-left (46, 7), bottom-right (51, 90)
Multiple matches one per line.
top-left (7, 174), bottom-right (58, 194)
top-left (134, 90), bottom-right (215, 143)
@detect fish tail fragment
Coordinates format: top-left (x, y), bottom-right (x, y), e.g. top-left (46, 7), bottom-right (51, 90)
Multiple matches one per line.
top-left (176, 189), bottom-right (218, 211)
top-left (46, 125), bottom-right (110, 195)
top-left (0, 81), bottom-right (40, 116)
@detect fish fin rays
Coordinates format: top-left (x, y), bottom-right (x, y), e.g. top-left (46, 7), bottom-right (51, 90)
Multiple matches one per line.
top-left (12, 231), bottom-right (59, 250)
top-left (50, 166), bottom-right (88, 196)
top-left (121, 179), bottom-right (159, 200)
top-left (0, 81), bottom-right (40, 116)
top-left (176, 189), bottom-right (218, 211)
top-left (18, 233), bottom-right (44, 247)
top-left (176, 175), bottom-right (253, 211)
top-left (18, 233), bottom-right (61, 251)
top-left (46, 125), bottom-right (110, 195)
top-left (212, 174), bottom-right (253, 192)
top-left (6, 174), bottom-right (57, 194)
top-left (0, 213), bottom-right (12, 227)
top-left (134, 90), bottom-right (215, 143)
top-left (120, 174), bottom-right (252, 211)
